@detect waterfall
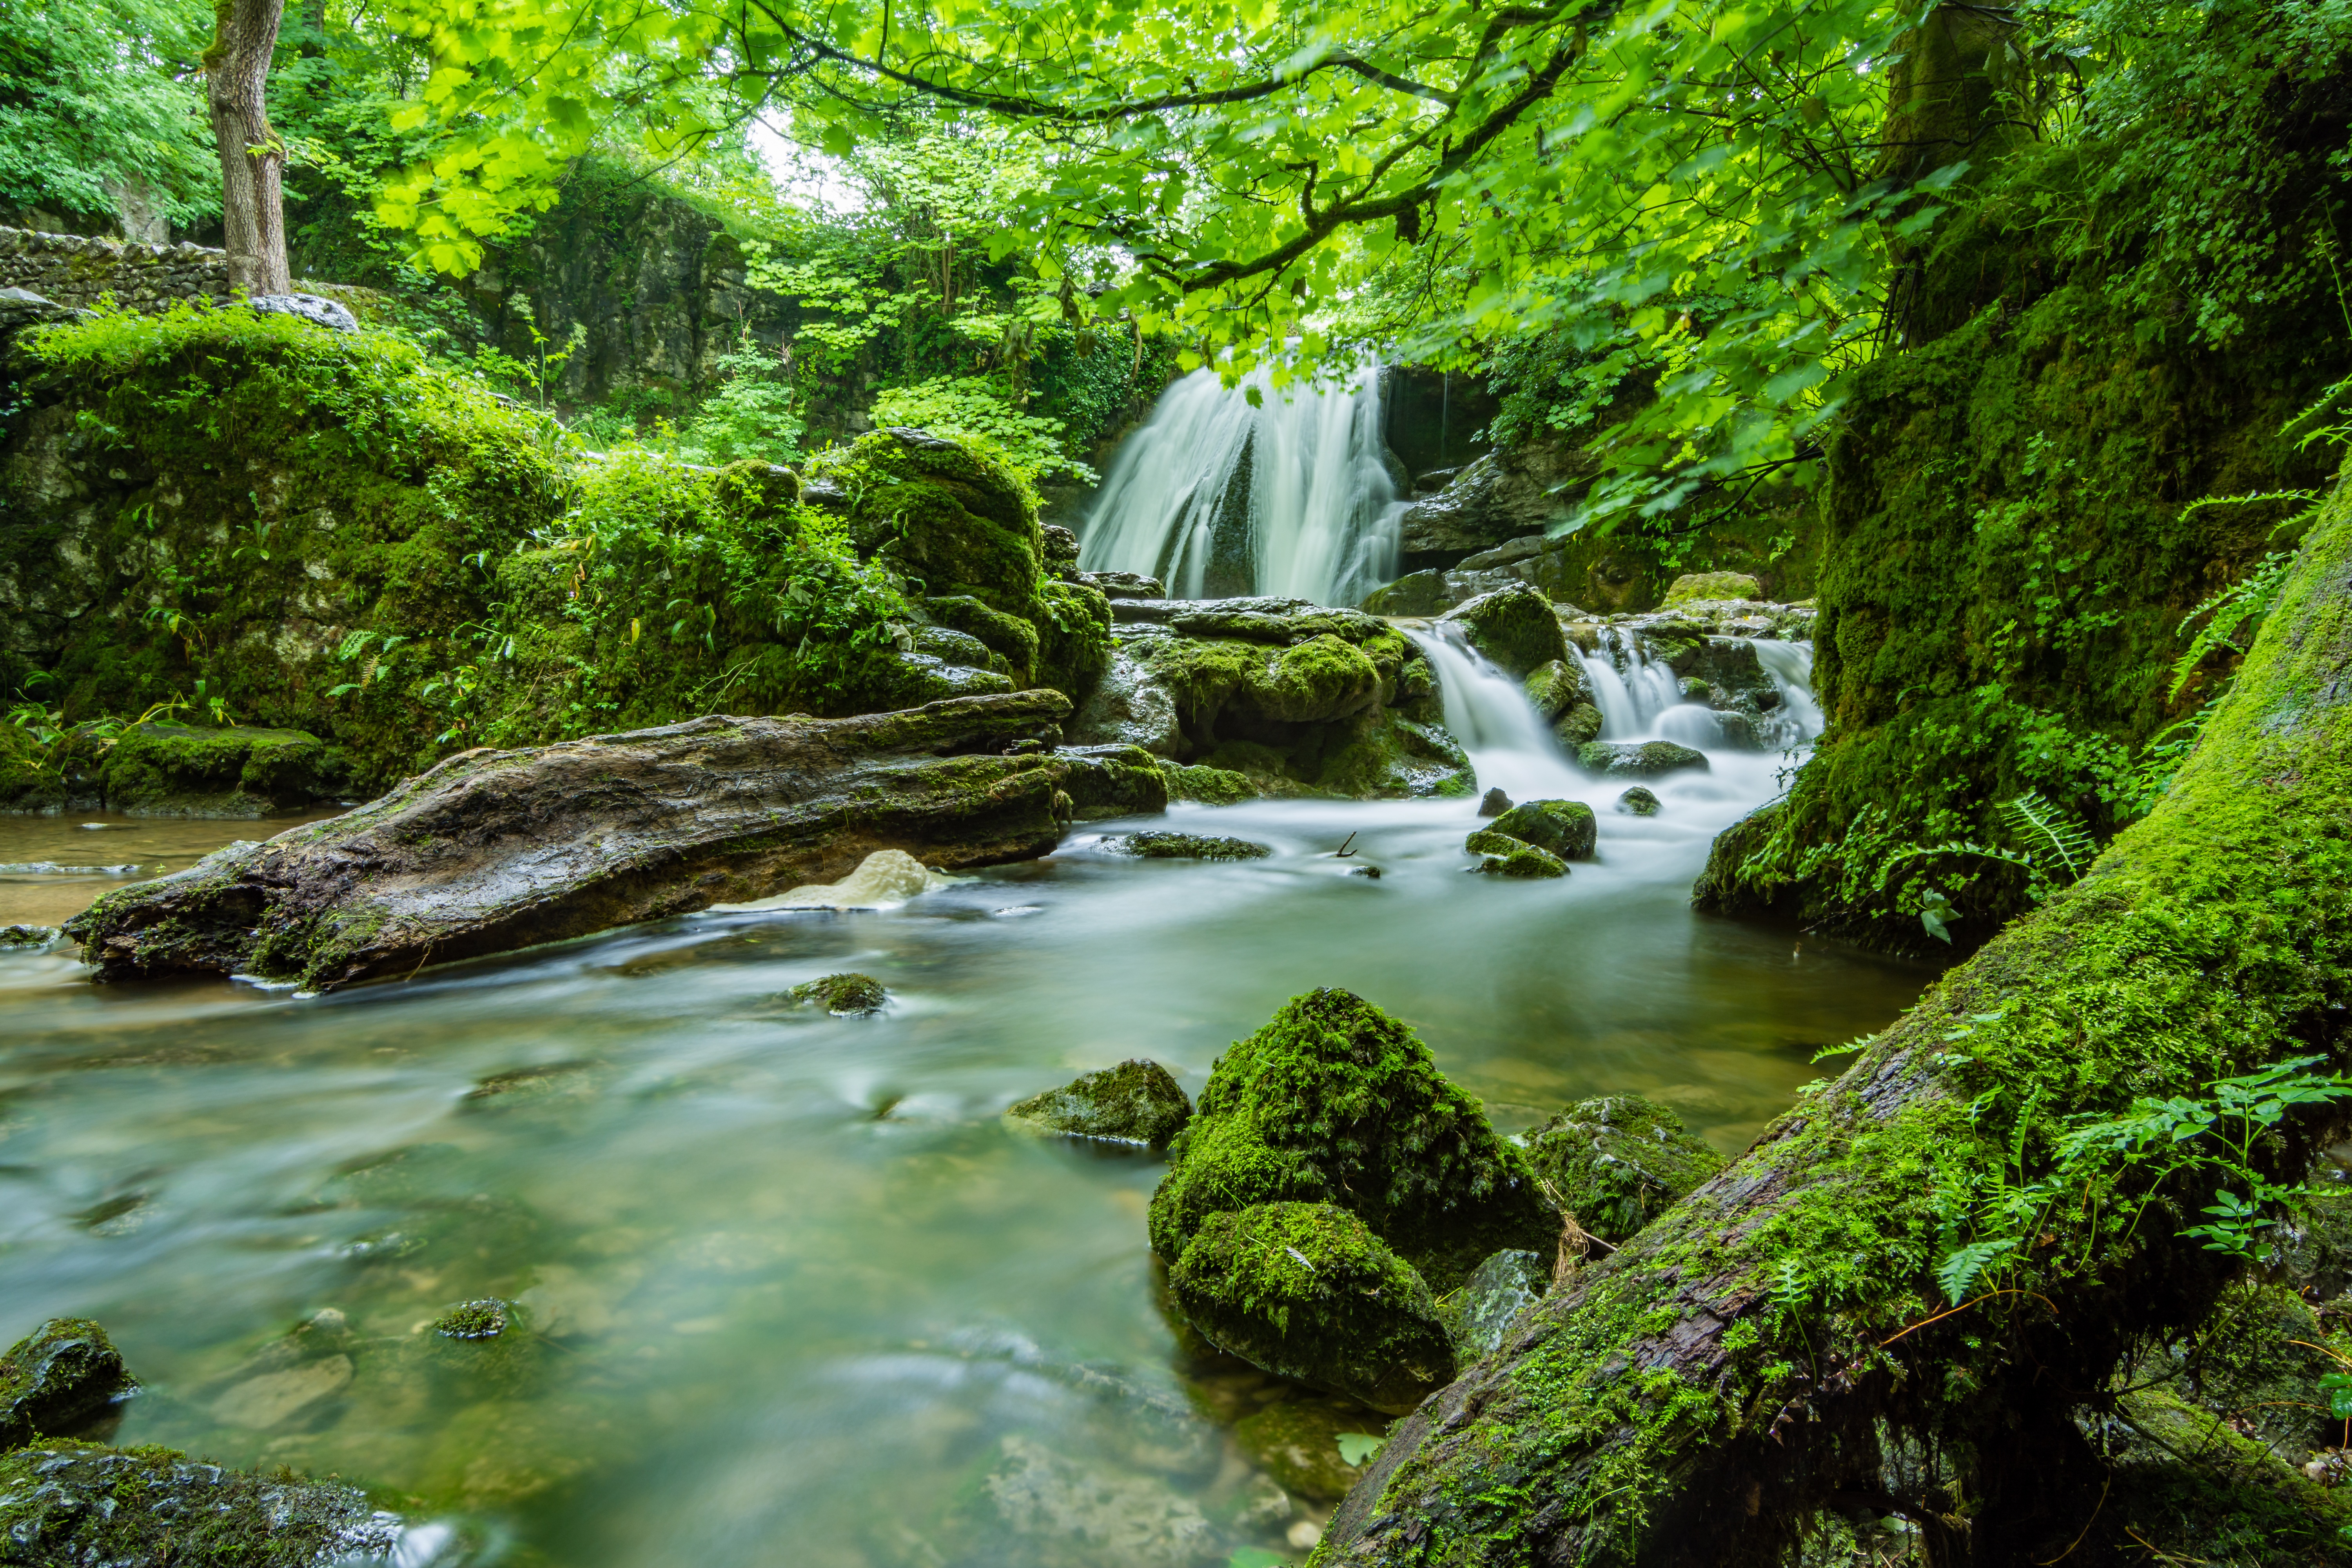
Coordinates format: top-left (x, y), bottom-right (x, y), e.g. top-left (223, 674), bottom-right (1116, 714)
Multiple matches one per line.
top-left (1407, 628), bottom-right (1586, 801)
top-left (1078, 365), bottom-right (1405, 605)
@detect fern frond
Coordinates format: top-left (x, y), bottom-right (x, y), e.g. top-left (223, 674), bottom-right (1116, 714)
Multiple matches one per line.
top-left (1935, 1238), bottom-right (2017, 1305)
top-left (2169, 548), bottom-right (2298, 699)
top-left (2000, 791), bottom-right (2100, 884)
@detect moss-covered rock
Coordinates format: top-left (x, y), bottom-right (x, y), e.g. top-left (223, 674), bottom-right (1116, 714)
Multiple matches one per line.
top-left (1169, 1202), bottom-right (1455, 1414)
top-left (1616, 786), bottom-right (1662, 815)
top-left (1437, 583), bottom-right (1569, 677)
top-left (1553, 702), bottom-right (1604, 747)
top-left (0, 1442), bottom-right (400, 1564)
top-left (1149, 988), bottom-right (1558, 1293)
top-left (94, 721), bottom-right (349, 816)
top-left (787, 973), bottom-right (888, 1015)
top-left (1522, 1094), bottom-right (1723, 1245)
top-left (835, 426), bottom-right (1046, 616)
top-left (0, 924), bottom-right (60, 948)
top-left (1, 1318), bottom-right (134, 1450)
top-left (1485, 799), bottom-right (1598, 861)
top-left (1007, 1059), bottom-right (1194, 1150)
top-left (1664, 571), bottom-right (1762, 604)
top-left (1158, 762), bottom-right (1258, 804)
top-left (1576, 739), bottom-right (1709, 779)
top-left (1521, 659), bottom-right (1592, 720)
top-left (1110, 831), bottom-right (1271, 860)
top-left (1467, 838), bottom-right (1569, 878)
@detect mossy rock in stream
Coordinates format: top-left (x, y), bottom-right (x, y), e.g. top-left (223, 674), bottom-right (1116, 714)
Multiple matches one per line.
top-left (1006, 1059), bottom-right (1194, 1150)
top-left (1465, 835), bottom-right (1569, 879)
top-left (1553, 702), bottom-right (1604, 748)
top-left (99, 722), bottom-right (350, 816)
top-left (1523, 1094), bottom-right (1723, 1245)
top-left (1577, 739), bottom-right (1710, 779)
top-left (1436, 583), bottom-right (1569, 678)
top-left (1168, 1201), bottom-right (1454, 1414)
top-left (0, 924), bottom-right (62, 949)
top-left (786, 972), bottom-right (889, 1015)
top-left (1522, 659), bottom-right (1593, 720)
top-left (1149, 988), bottom-right (1558, 1293)
top-left (1109, 831), bottom-right (1271, 861)
top-left (1485, 799), bottom-right (1597, 860)
top-left (1, 1318), bottom-right (136, 1449)
top-left (0, 1441), bottom-right (401, 1564)
top-left (1156, 762), bottom-right (1259, 805)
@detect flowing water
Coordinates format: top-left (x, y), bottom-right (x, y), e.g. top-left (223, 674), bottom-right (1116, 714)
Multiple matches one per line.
top-left (0, 631), bottom-right (1930, 1566)
top-left (1078, 365), bottom-right (1405, 605)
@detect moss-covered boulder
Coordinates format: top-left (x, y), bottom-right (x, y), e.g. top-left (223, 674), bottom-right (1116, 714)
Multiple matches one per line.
top-left (1109, 831), bottom-right (1272, 861)
top-left (1485, 799), bottom-right (1598, 860)
top-left (0, 1442), bottom-right (400, 1564)
top-left (1577, 739), bottom-right (1710, 779)
top-left (1437, 583), bottom-right (1569, 678)
top-left (1664, 571), bottom-right (1762, 605)
top-left (838, 426), bottom-right (1047, 615)
top-left (1158, 762), bottom-right (1258, 804)
top-left (1553, 702), bottom-right (1604, 747)
top-left (1, 1318), bottom-right (134, 1450)
top-left (1006, 1059), bottom-right (1194, 1150)
top-left (1149, 988), bottom-right (1558, 1292)
top-left (1617, 786), bottom-right (1662, 815)
top-left (1168, 1202), bottom-right (1455, 1414)
top-left (787, 973), bottom-right (888, 1015)
top-left (1465, 836), bottom-right (1569, 878)
top-left (1522, 659), bottom-right (1592, 720)
top-left (1523, 1094), bottom-right (1723, 1245)
top-left (95, 722), bottom-right (349, 816)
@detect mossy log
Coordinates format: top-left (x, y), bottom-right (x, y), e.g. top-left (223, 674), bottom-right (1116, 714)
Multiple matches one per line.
top-left (1318, 479), bottom-right (2352, 1563)
top-left (66, 691), bottom-right (1077, 991)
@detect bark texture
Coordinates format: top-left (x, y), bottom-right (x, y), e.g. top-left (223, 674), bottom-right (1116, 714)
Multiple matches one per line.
top-left (204, 0), bottom-right (289, 297)
top-left (65, 692), bottom-right (1094, 990)
top-left (1316, 469), bottom-right (2352, 1566)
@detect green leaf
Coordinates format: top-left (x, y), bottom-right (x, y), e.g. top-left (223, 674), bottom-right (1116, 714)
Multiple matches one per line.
top-left (1935, 1238), bottom-right (2016, 1305)
top-left (1336, 1432), bottom-right (1384, 1466)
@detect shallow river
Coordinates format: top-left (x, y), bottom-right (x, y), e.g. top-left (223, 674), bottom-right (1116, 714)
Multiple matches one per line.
top-left (0, 645), bottom-right (1932, 1568)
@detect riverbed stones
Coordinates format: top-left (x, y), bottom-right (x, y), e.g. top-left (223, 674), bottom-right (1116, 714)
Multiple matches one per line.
top-left (1149, 988), bottom-right (1559, 1294)
top-left (1617, 786), bottom-right (1662, 815)
top-left (1485, 799), bottom-right (1598, 861)
top-left (1523, 1094), bottom-right (1724, 1245)
top-left (787, 973), bottom-right (888, 1015)
top-left (67, 693), bottom-right (1084, 990)
top-left (1007, 1059), bottom-right (1194, 1150)
top-left (209, 1354), bottom-right (353, 1430)
top-left (1108, 831), bottom-right (1272, 860)
top-left (1, 1319), bottom-right (135, 1449)
top-left (1577, 739), bottom-right (1710, 779)
top-left (0, 1443), bottom-right (401, 1565)
top-left (1437, 583), bottom-right (1569, 678)
top-left (1168, 1202), bottom-right (1455, 1414)
top-left (977, 1434), bottom-right (1222, 1568)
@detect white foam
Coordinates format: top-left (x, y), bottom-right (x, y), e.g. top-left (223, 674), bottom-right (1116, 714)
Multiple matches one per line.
top-left (707, 850), bottom-right (960, 913)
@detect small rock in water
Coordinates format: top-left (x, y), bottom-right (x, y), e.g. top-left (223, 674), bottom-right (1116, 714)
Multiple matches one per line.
top-left (210, 1353), bottom-right (353, 1430)
top-left (434, 1299), bottom-right (513, 1340)
top-left (1108, 831), bottom-right (1272, 861)
top-left (1348, 864), bottom-right (1383, 878)
top-left (1576, 740), bottom-right (1709, 780)
top-left (1477, 787), bottom-right (1512, 817)
top-left (710, 848), bottom-right (957, 911)
top-left (1678, 675), bottom-right (1712, 703)
top-left (0, 924), bottom-right (61, 949)
top-left (0, 1318), bottom-right (136, 1448)
top-left (1484, 800), bottom-right (1597, 861)
top-left (786, 972), bottom-right (889, 1015)
top-left (1465, 835), bottom-right (1568, 879)
top-left (1617, 786), bottom-right (1662, 816)
top-left (1005, 1059), bottom-right (1194, 1150)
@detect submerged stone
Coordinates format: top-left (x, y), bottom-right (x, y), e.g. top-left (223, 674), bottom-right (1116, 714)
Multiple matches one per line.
top-left (1109, 832), bottom-right (1272, 861)
top-left (1007, 1059), bottom-right (1194, 1150)
top-left (0, 1442), bottom-right (399, 1565)
top-left (1231, 1395), bottom-right (1383, 1502)
top-left (975, 1433), bottom-right (1221, 1568)
top-left (1439, 1248), bottom-right (1550, 1359)
top-left (786, 973), bottom-right (889, 1015)
top-left (1523, 1094), bottom-right (1724, 1245)
top-left (1149, 988), bottom-right (1558, 1293)
top-left (1577, 739), bottom-right (1710, 779)
top-left (1617, 786), bottom-right (1662, 815)
top-left (1486, 799), bottom-right (1598, 860)
top-left (1170, 1202), bottom-right (1454, 1414)
top-left (0, 1319), bottom-right (135, 1450)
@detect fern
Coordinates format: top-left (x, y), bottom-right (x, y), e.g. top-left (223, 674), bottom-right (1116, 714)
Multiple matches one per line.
top-left (1935, 1238), bottom-right (2016, 1305)
top-left (2168, 548), bottom-right (2299, 699)
top-left (2000, 791), bottom-right (2100, 885)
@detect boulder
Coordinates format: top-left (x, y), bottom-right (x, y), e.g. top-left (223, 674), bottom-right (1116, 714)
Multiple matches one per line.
top-left (1168, 1202), bottom-right (1455, 1414)
top-left (1485, 799), bottom-right (1598, 860)
top-left (1439, 1248), bottom-right (1550, 1359)
top-left (249, 292), bottom-right (359, 332)
top-left (1040, 523), bottom-right (1081, 575)
top-left (1437, 584), bottom-right (1569, 678)
top-left (786, 973), bottom-right (888, 1015)
top-left (1149, 989), bottom-right (1559, 1294)
top-left (1006, 1059), bottom-right (1194, 1150)
top-left (1522, 659), bottom-right (1592, 720)
top-left (1664, 571), bottom-right (1762, 605)
top-left (1, 1319), bottom-right (134, 1449)
top-left (1576, 740), bottom-right (1710, 779)
top-left (1396, 439), bottom-right (1594, 568)
top-left (0, 1443), bottom-right (401, 1564)
top-left (1523, 1094), bottom-right (1725, 1245)
top-left (66, 693), bottom-right (1082, 991)
top-left (1616, 786), bottom-right (1662, 816)
top-left (1069, 644), bottom-right (1184, 757)
top-left (1477, 788), bottom-right (1512, 818)
top-left (1108, 832), bottom-right (1272, 861)
top-left (844, 428), bottom-right (1045, 617)
top-left (1051, 744), bottom-right (1172, 819)
top-left (1465, 835), bottom-right (1569, 878)
top-left (1553, 703), bottom-right (1604, 747)
top-left (95, 722), bottom-right (349, 817)
top-left (1075, 570), bottom-right (1165, 599)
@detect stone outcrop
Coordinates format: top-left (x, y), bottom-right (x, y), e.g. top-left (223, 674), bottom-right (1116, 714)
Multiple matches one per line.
top-left (64, 691), bottom-right (1103, 990)
top-left (0, 225), bottom-right (376, 316)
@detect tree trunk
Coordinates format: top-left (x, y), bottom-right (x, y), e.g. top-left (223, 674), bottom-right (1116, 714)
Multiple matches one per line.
top-left (1318, 467), bottom-right (2352, 1564)
top-left (205, 0), bottom-right (289, 297)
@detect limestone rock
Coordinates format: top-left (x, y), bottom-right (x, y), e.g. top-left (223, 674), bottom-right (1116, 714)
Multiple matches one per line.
top-left (1438, 583), bottom-right (1570, 678)
top-left (248, 292), bottom-right (358, 332)
top-left (979, 1434), bottom-right (1223, 1568)
top-left (1, 1318), bottom-right (134, 1449)
top-left (210, 1354), bottom-right (353, 1430)
top-left (1006, 1059), bottom-right (1194, 1150)
top-left (1576, 740), bottom-right (1710, 779)
top-left (1169, 1202), bottom-right (1455, 1414)
top-left (1553, 703), bottom-right (1604, 747)
top-left (1075, 569), bottom-right (1165, 599)
top-left (1523, 1094), bottom-right (1724, 1245)
top-left (0, 924), bottom-right (61, 949)
top-left (1396, 439), bottom-right (1593, 567)
top-left (1664, 571), bottom-right (1762, 604)
top-left (94, 721), bottom-right (349, 817)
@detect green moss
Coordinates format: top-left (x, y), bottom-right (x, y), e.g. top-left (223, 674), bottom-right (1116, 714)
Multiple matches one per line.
top-left (927, 594), bottom-right (1042, 684)
top-left (1150, 988), bottom-right (1559, 1293)
top-left (0, 1318), bottom-right (134, 1449)
top-left (1158, 762), bottom-right (1259, 805)
top-left (1468, 838), bottom-right (1568, 878)
top-left (1485, 799), bottom-right (1597, 861)
top-left (431, 1299), bottom-right (511, 1340)
top-left (1110, 832), bottom-right (1271, 861)
top-left (1169, 1201), bottom-right (1455, 1414)
top-left (1663, 572), bottom-right (1761, 605)
top-left (1575, 739), bottom-right (1709, 779)
top-left (94, 722), bottom-right (349, 815)
top-left (1005, 1058), bottom-right (1194, 1149)
top-left (1034, 579), bottom-right (1114, 702)
top-left (1437, 584), bottom-right (1569, 677)
top-left (824, 426), bottom-right (1046, 620)
top-left (1522, 1095), bottom-right (1724, 1245)
top-left (786, 972), bottom-right (888, 1015)
top-left (0, 1442), bottom-right (398, 1564)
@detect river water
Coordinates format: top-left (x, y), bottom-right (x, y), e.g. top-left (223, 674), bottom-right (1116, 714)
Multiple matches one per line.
top-left (0, 641), bottom-right (1928, 1567)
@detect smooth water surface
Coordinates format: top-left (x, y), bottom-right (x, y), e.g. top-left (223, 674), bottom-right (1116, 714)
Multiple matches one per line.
top-left (0, 659), bottom-right (1931, 1567)
top-left (0, 811), bottom-right (336, 928)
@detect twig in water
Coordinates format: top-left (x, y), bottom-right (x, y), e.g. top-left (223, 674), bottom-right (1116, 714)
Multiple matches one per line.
top-left (1334, 833), bottom-right (1358, 857)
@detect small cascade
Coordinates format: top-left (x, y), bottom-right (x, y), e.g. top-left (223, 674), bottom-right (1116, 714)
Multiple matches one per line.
top-left (1408, 628), bottom-right (1585, 801)
top-left (1751, 641), bottom-right (1825, 748)
top-left (1079, 364), bottom-right (1405, 605)
top-left (1574, 629), bottom-right (1682, 739)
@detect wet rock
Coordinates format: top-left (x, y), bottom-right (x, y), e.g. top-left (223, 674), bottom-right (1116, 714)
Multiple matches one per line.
top-left (1007, 1059), bottom-right (1194, 1150)
top-left (1395, 439), bottom-right (1592, 568)
top-left (787, 973), bottom-right (888, 1015)
top-left (423, 1299), bottom-right (542, 1397)
top-left (1616, 786), bottom-right (1662, 816)
top-left (1169, 1202), bottom-right (1454, 1414)
top-left (1466, 837), bottom-right (1569, 879)
top-left (1041, 523), bottom-right (1081, 575)
top-left (1522, 659), bottom-right (1593, 720)
top-left (0, 924), bottom-right (60, 949)
top-left (1678, 675), bottom-right (1712, 703)
top-left (210, 1354), bottom-right (352, 1430)
top-left (1485, 799), bottom-right (1597, 861)
top-left (68, 693), bottom-right (1080, 990)
top-left (1053, 743), bottom-right (1174, 818)
top-left (1232, 1396), bottom-right (1381, 1502)
top-left (461, 1060), bottom-right (599, 1109)
top-left (911, 622), bottom-right (1008, 673)
top-left (978, 1434), bottom-right (1222, 1568)
top-left (1348, 864), bottom-right (1383, 878)
top-left (1108, 832), bottom-right (1272, 861)
top-left (249, 292), bottom-right (359, 332)
top-left (95, 720), bottom-right (349, 817)
top-left (1524, 1094), bottom-right (1724, 1245)
top-left (1068, 645), bottom-right (1184, 757)
top-left (1439, 1249), bottom-right (1549, 1359)
top-left (1553, 703), bottom-right (1604, 747)
top-left (1076, 570), bottom-right (1166, 599)
top-left (0, 1442), bottom-right (400, 1564)
top-left (1437, 583), bottom-right (1569, 678)
top-left (1158, 762), bottom-right (1258, 805)
top-left (1151, 989), bottom-right (1558, 1295)
top-left (1, 1319), bottom-right (135, 1449)
top-left (1576, 739), bottom-right (1710, 779)
top-left (1477, 787), bottom-right (1512, 818)
top-left (1664, 571), bottom-right (1761, 604)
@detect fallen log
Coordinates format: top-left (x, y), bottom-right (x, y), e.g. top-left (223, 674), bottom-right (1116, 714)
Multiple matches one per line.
top-left (64, 691), bottom-right (1145, 991)
top-left (1317, 477), bottom-right (2352, 1564)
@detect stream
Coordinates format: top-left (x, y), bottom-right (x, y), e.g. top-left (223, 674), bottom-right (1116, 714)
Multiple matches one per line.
top-left (0, 630), bottom-right (1930, 1567)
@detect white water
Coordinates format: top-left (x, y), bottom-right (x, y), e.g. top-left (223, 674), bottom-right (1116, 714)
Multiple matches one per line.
top-left (1079, 365), bottom-right (1405, 604)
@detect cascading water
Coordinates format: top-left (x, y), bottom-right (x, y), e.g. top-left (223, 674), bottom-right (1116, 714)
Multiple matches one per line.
top-left (1078, 364), bottom-right (1405, 605)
